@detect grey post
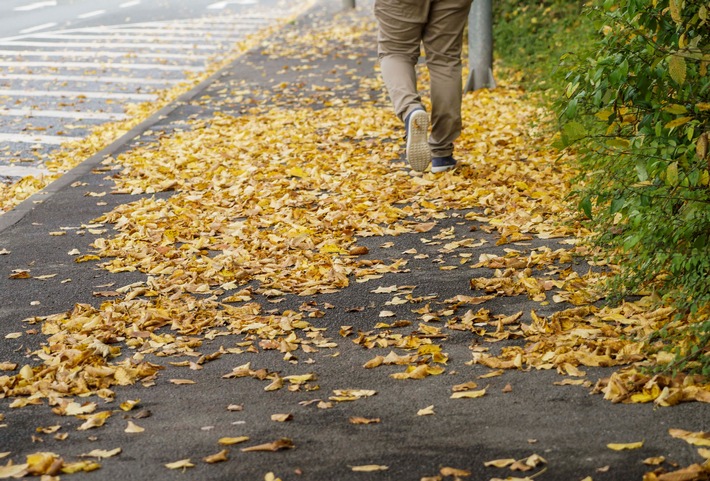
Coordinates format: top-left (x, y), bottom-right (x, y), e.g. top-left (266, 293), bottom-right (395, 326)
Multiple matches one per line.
top-left (342, 0), bottom-right (356, 8)
top-left (464, 0), bottom-right (495, 92)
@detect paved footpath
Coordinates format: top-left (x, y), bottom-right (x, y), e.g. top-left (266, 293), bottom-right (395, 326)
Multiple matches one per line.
top-left (0, 2), bottom-right (708, 481)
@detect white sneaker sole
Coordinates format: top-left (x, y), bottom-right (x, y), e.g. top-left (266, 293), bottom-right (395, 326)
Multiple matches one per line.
top-left (406, 110), bottom-right (431, 172)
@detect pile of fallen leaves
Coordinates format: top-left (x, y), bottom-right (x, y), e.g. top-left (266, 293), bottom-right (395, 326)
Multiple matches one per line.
top-left (1, 7), bottom-right (708, 481)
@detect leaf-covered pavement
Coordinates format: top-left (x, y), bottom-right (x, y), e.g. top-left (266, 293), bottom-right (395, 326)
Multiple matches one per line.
top-left (0, 3), bottom-right (708, 480)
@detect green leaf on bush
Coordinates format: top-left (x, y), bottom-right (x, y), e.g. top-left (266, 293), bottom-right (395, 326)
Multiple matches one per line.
top-left (668, 54), bottom-right (687, 85)
top-left (663, 104), bottom-right (688, 115)
top-left (561, 121), bottom-right (586, 145)
top-left (580, 196), bottom-right (593, 220)
top-left (666, 162), bottom-right (679, 186)
top-left (665, 116), bottom-right (692, 129)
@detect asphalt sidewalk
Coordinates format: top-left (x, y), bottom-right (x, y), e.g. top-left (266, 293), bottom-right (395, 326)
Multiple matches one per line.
top-left (0, 2), bottom-right (708, 481)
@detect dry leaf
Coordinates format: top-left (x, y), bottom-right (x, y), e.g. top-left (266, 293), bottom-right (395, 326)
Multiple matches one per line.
top-left (77, 411), bottom-right (111, 431)
top-left (643, 456), bottom-right (666, 465)
top-left (440, 466), bottom-right (471, 477)
top-left (351, 465), bottom-right (389, 472)
top-left (607, 441), bottom-right (644, 450)
top-left (271, 414), bottom-right (293, 422)
top-left (241, 438), bottom-right (294, 452)
top-left (0, 463), bottom-right (28, 478)
top-left (668, 429), bottom-right (710, 447)
top-left (330, 389), bottom-right (376, 402)
top-left (165, 459), bottom-right (194, 469)
top-left (218, 437), bottom-right (249, 446)
top-left (119, 399), bottom-right (140, 412)
top-left (203, 450), bottom-right (229, 464)
top-left (80, 448), bottom-right (121, 459)
top-left (169, 379), bottom-right (195, 385)
top-left (417, 405), bottom-right (435, 416)
top-left (484, 458), bottom-right (516, 468)
top-left (451, 389), bottom-right (487, 399)
top-left (452, 381), bottom-right (478, 392)
top-left (349, 417), bottom-right (381, 425)
top-left (125, 421), bottom-right (144, 433)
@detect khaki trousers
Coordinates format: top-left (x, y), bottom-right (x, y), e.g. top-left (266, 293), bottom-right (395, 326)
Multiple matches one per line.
top-left (375, 0), bottom-right (473, 158)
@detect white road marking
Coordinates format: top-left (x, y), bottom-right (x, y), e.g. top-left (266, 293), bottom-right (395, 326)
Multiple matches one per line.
top-left (0, 61), bottom-right (203, 72)
top-left (0, 165), bottom-right (52, 178)
top-left (208, 0), bottom-right (259, 9)
top-left (13, 1), bottom-right (57, 12)
top-left (36, 26), bottom-right (254, 42)
top-left (0, 108), bottom-right (126, 121)
top-left (0, 74), bottom-right (181, 85)
top-left (119, 0), bottom-right (141, 7)
top-left (0, 49), bottom-right (208, 61)
top-left (19, 23), bottom-right (58, 34)
top-left (0, 40), bottom-right (220, 51)
top-left (0, 133), bottom-right (80, 145)
top-left (0, 89), bottom-right (157, 101)
top-left (78, 10), bottom-right (106, 19)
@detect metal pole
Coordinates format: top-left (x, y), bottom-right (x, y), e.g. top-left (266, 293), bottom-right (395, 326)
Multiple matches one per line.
top-left (464, 0), bottom-right (495, 92)
top-left (342, 0), bottom-right (355, 8)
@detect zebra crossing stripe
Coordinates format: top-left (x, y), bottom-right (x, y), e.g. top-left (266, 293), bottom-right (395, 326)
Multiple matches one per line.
top-left (0, 133), bottom-right (81, 145)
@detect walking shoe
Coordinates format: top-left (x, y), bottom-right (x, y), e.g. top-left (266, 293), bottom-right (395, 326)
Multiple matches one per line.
top-left (405, 109), bottom-right (431, 172)
top-left (431, 155), bottom-right (457, 173)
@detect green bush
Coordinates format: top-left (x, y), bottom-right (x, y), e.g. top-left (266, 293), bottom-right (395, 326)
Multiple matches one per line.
top-left (492, 0), bottom-right (598, 94)
top-left (560, 0), bottom-right (709, 374)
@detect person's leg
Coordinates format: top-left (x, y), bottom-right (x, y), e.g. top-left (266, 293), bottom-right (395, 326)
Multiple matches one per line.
top-left (422, 0), bottom-right (473, 159)
top-left (374, 0), bottom-right (429, 122)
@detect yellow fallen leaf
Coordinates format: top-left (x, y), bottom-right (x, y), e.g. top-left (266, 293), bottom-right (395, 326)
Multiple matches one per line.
top-left (169, 379), bottom-right (195, 385)
top-left (80, 448), bottom-right (121, 459)
top-left (484, 458), bottom-right (516, 468)
top-left (440, 466), bottom-right (471, 477)
top-left (36, 425), bottom-right (61, 434)
top-left (351, 465), bottom-right (389, 472)
top-left (77, 411), bottom-right (111, 431)
top-left (451, 389), bottom-right (487, 399)
top-left (125, 421), bottom-right (144, 433)
top-left (330, 389), bottom-right (377, 402)
top-left (363, 356), bottom-right (384, 369)
top-left (203, 449), bottom-right (229, 464)
top-left (165, 459), bottom-right (194, 469)
top-left (26, 452), bottom-right (60, 476)
top-left (218, 436), bottom-right (250, 446)
top-left (607, 441), bottom-right (644, 450)
top-left (62, 402), bottom-right (97, 416)
top-left (698, 448), bottom-right (710, 459)
top-left (452, 381), bottom-right (478, 392)
top-left (417, 405), bottom-right (435, 416)
top-left (119, 399), bottom-right (140, 411)
top-left (0, 463), bottom-right (28, 478)
top-left (668, 429), bottom-right (710, 447)
top-left (643, 456), bottom-right (666, 465)
top-left (60, 460), bottom-right (100, 474)
top-left (271, 413), bottom-right (293, 422)
top-left (241, 438), bottom-right (294, 452)
top-left (349, 417), bottom-right (381, 425)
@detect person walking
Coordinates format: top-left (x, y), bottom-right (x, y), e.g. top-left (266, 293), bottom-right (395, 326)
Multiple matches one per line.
top-left (375, 0), bottom-right (474, 173)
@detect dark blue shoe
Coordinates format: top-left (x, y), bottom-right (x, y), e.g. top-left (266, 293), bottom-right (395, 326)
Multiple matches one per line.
top-left (404, 109), bottom-right (431, 172)
top-left (431, 155), bottom-right (457, 173)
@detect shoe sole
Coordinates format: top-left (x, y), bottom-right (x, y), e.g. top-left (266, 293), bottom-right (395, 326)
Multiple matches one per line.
top-left (430, 163), bottom-right (456, 173)
top-left (405, 110), bottom-right (431, 172)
